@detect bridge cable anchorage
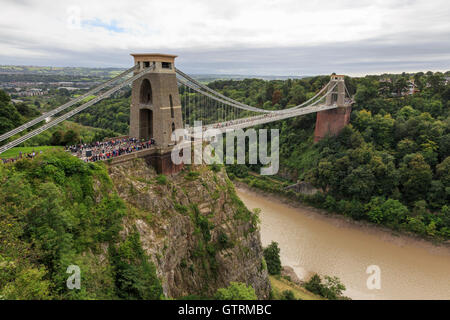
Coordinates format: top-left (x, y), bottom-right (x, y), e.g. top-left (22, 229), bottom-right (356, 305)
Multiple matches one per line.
top-left (175, 68), bottom-right (332, 114)
top-left (0, 65), bottom-right (139, 143)
top-left (0, 64), bottom-right (155, 155)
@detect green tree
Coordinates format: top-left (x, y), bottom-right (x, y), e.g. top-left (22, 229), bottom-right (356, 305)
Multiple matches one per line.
top-left (281, 290), bottom-right (296, 300)
top-left (50, 131), bottom-right (63, 146)
top-left (0, 267), bottom-right (52, 300)
top-left (263, 241), bottom-right (281, 275)
top-left (62, 129), bottom-right (80, 146)
top-left (436, 157), bottom-right (450, 187)
top-left (399, 153), bottom-right (433, 203)
top-left (0, 90), bottom-right (22, 134)
top-left (393, 77), bottom-right (408, 96)
top-left (215, 282), bottom-right (257, 300)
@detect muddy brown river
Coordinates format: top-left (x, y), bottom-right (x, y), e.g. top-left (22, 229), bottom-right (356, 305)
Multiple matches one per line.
top-left (236, 187), bottom-right (450, 300)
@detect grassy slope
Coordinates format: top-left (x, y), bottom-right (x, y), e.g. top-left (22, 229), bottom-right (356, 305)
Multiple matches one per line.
top-left (270, 276), bottom-right (324, 300)
top-left (0, 146), bottom-right (63, 158)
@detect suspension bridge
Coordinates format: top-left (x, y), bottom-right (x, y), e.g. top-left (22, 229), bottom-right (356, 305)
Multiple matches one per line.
top-left (0, 53), bottom-right (353, 173)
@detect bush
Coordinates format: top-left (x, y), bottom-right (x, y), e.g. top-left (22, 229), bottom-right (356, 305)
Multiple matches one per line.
top-left (185, 170), bottom-right (200, 181)
top-left (109, 231), bottom-right (163, 300)
top-left (304, 273), bottom-right (347, 300)
top-left (218, 232), bottom-right (232, 249)
top-left (263, 241), bottom-right (281, 275)
top-left (214, 282), bottom-right (257, 300)
top-left (281, 290), bottom-right (296, 300)
top-left (156, 174), bottom-right (167, 185)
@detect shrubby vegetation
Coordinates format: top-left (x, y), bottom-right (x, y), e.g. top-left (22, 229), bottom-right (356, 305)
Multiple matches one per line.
top-left (263, 241), bottom-right (282, 276)
top-left (0, 150), bottom-right (161, 299)
top-left (304, 274), bottom-right (348, 300)
top-left (222, 71), bottom-right (449, 240)
top-left (0, 90), bottom-right (39, 134)
top-left (74, 95), bottom-right (131, 134)
top-left (214, 282), bottom-right (257, 300)
top-left (263, 241), bottom-right (347, 300)
top-left (0, 89), bottom-right (120, 150)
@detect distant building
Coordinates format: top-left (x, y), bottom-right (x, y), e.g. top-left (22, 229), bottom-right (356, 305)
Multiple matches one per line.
top-left (57, 86), bottom-right (79, 91)
top-left (407, 79), bottom-right (419, 95)
top-left (16, 88), bottom-right (47, 97)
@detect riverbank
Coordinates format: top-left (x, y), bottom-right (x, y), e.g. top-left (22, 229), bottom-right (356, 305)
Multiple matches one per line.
top-left (234, 180), bottom-right (450, 248)
top-left (235, 183), bottom-right (450, 299)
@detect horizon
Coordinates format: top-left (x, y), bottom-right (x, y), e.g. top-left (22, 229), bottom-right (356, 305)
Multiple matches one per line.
top-left (1, 63), bottom-right (449, 78)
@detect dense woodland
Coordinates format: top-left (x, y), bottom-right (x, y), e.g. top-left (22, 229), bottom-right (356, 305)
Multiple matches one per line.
top-left (225, 71), bottom-right (450, 240)
top-left (1, 71), bottom-right (449, 241)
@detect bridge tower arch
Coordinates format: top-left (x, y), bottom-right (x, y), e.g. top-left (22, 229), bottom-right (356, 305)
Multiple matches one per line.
top-left (313, 75), bottom-right (352, 142)
top-left (130, 53), bottom-right (184, 174)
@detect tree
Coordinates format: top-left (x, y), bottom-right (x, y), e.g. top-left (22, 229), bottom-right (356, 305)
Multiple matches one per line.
top-left (15, 102), bottom-right (39, 118)
top-left (50, 131), bottom-right (63, 146)
top-left (289, 84), bottom-right (306, 105)
top-left (393, 77), bottom-right (408, 96)
top-left (272, 90), bottom-right (282, 106)
top-left (58, 88), bottom-right (70, 96)
top-left (265, 82), bottom-right (274, 101)
top-left (438, 134), bottom-right (450, 159)
top-left (322, 275), bottom-right (346, 300)
top-left (427, 72), bottom-right (445, 94)
top-left (281, 290), bottom-right (296, 300)
top-left (355, 84), bottom-right (378, 104)
top-left (436, 157), bottom-right (450, 187)
top-left (399, 153), bottom-right (433, 203)
top-left (304, 274), bottom-right (347, 300)
top-left (0, 267), bottom-right (52, 300)
top-left (397, 139), bottom-right (418, 160)
top-left (215, 282), bottom-right (257, 300)
top-left (62, 129), bottom-right (80, 146)
top-left (304, 274), bottom-right (323, 296)
top-left (263, 241), bottom-right (281, 275)
top-left (380, 198), bottom-right (408, 225)
top-left (0, 90), bottom-right (22, 134)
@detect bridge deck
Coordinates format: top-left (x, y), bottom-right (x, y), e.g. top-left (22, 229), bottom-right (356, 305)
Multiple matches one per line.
top-left (75, 103), bottom-right (344, 166)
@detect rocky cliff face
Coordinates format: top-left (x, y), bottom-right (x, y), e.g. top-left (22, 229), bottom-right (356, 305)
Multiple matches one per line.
top-left (108, 159), bottom-right (270, 299)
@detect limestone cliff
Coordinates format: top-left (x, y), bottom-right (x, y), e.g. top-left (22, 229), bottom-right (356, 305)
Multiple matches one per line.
top-left (108, 159), bottom-right (270, 299)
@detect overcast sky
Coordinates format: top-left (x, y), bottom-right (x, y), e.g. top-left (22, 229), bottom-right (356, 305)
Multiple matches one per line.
top-left (1, 0), bottom-right (449, 76)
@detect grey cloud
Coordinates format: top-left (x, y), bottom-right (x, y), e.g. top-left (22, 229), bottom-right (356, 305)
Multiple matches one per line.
top-left (1, 34), bottom-right (449, 76)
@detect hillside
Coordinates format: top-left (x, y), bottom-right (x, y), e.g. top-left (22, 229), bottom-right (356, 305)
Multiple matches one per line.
top-left (0, 150), bottom-right (270, 299)
top-left (222, 72), bottom-right (450, 240)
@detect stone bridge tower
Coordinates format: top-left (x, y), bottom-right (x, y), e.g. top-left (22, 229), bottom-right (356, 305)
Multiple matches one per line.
top-left (313, 75), bottom-right (352, 142)
top-left (130, 53), bottom-right (183, 174)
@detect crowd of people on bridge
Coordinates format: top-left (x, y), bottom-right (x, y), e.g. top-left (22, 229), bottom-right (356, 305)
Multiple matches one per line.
top-left (1, 150), bottom-right (42, 164)
top-left (67, 137), bottom-right (156, 162)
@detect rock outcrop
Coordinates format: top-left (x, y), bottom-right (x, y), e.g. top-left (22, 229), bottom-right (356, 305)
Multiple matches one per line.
top-left (108, 159), bottom-right (270, 299)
